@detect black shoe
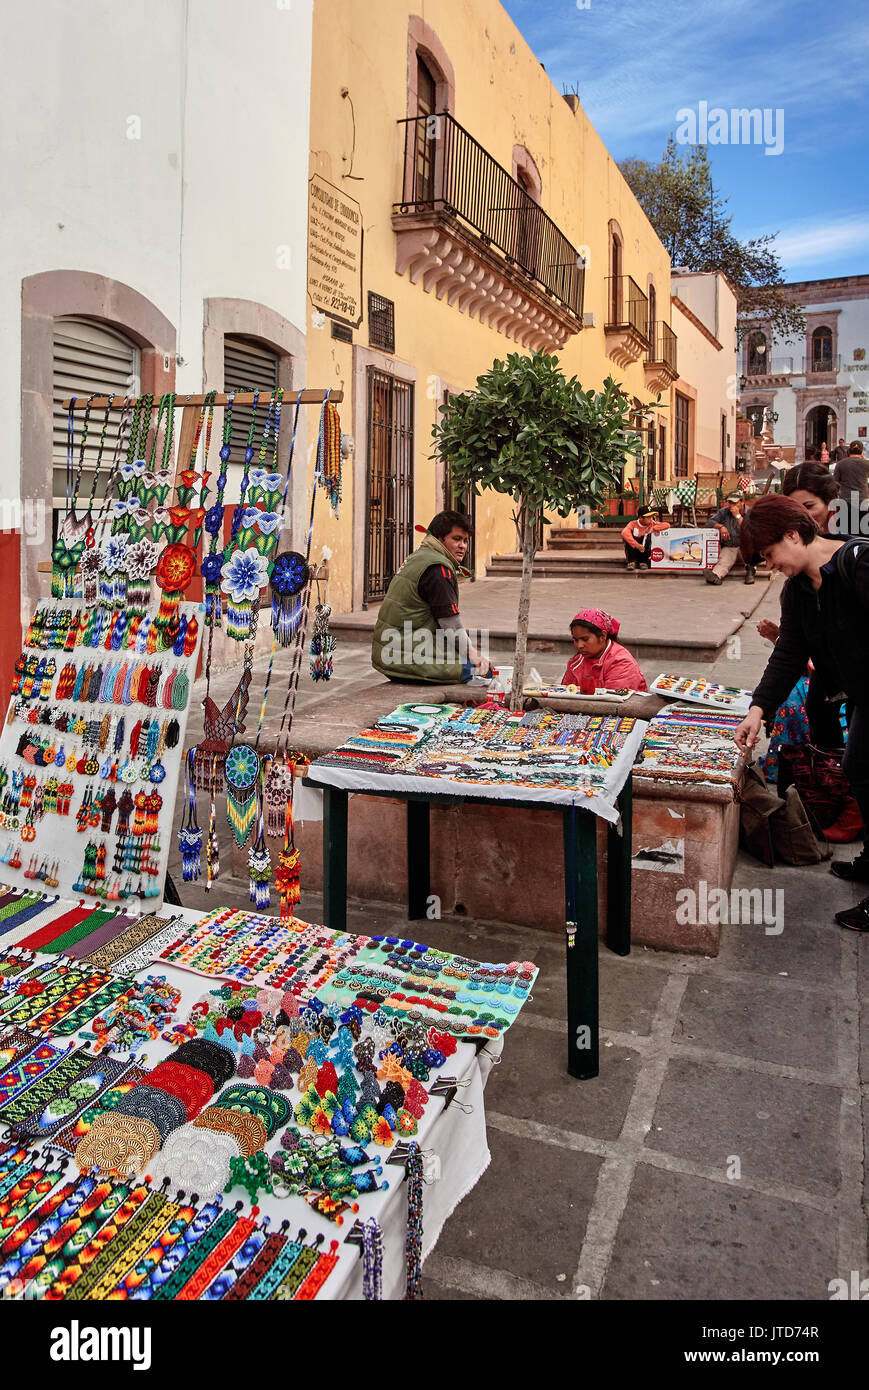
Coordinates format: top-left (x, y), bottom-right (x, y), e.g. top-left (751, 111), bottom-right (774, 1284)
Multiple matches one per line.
top-left (830, 851), bottom-right (869, 883)
top-left (625, 562), bottom-right (636, 571)
top-left (744, 567), bottom-right (756, 585)
top-left (834, 895), bottom-right (869, 932)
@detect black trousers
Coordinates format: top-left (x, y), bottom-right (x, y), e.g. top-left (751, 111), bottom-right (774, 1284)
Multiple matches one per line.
top-left (804, 672), bottom-right (845, 751)
top-left (624, 535), bottom-right (651, 566)
top-left (842, 705), bottom-right (869, 832)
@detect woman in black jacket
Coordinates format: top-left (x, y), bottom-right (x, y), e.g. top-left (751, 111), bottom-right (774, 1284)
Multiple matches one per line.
top-left (734, 495), bottom-right (869, 931)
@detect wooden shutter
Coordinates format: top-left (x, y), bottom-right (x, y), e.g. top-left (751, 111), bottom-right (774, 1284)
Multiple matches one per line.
top-left (223, 336), bottom-right (281, 462)
top-left (52, 318), bottom-right (140, 511)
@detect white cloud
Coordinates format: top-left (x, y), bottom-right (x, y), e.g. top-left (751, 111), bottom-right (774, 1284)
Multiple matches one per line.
top-left (768, 215), bottom-right (869, 270)
top-left (520, 0), bottom-right (869, 151)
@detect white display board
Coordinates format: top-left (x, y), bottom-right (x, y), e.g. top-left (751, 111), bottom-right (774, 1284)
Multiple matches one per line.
top-left (649, 674), bottom-right (752, 715)
top-left (0, 600), bottom-right (203, 906)
top-left (650, 527), bottom-right (720, 571)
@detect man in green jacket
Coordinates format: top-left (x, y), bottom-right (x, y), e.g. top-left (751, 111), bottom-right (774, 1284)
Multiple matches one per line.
top-left (371, 511), bottom-right (494, 685)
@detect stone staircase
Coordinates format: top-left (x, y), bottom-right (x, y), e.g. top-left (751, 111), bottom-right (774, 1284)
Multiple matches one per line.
top-left (485, 525), bottom-right (769, 579)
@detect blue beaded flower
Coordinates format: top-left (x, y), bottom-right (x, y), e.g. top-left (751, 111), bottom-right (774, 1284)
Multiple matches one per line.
top-left (204, 504), bottom-right (224, 536)
top-left (201, 551), bottom-right (224, 585)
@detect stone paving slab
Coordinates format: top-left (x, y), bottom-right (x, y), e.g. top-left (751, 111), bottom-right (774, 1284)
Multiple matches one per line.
top-left (602, 1168), bottom-right (837, 1301)
top-left (430, 1130), bottom-right (602, 1292)
top-left (645, 1057), bottom-right (842, 1197)
top-left (674, 974), bottom-right (838, 1071)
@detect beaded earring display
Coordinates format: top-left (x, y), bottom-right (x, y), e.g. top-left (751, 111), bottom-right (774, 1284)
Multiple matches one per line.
top-left (314, 397), bottom-right (342, 519)
top-left (178, 749), bottom-right (202, 883)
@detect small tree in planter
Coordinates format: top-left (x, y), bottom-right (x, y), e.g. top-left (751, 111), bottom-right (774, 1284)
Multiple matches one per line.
top-left (434, 351), bottom-right (645, 709)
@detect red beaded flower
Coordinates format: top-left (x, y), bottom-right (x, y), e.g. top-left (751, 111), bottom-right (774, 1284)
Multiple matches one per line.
top-left (155, 543), bottom-right (196, 593)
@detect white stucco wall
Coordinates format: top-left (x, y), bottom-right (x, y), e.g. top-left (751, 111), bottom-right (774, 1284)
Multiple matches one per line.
top-left (738, 280), bottom-right (869, 456)
top-left (0, 0), bottom-right (313, 500)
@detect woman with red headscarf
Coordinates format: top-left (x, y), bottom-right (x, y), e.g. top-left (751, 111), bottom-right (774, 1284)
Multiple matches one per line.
top-left (561, 609), bottom-right (648, 692)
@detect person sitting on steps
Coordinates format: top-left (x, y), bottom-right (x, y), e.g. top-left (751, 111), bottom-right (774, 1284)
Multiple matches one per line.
top-left (706, 492), bottom-right (756, 585)
top-left (621, 506), bottom-right (669, 571)
top-left (371, 510), bottom-right (494, 687)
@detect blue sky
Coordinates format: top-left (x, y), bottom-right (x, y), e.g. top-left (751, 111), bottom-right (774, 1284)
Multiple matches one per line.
top-left (502, 0), bottom-right (869, 283)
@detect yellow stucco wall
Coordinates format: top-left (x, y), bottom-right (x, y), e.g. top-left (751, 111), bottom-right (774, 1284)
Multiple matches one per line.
top-left (308, 0), bottom-right (673, 611)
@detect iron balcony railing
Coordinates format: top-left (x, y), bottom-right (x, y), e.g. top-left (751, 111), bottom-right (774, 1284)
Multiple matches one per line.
top-left (745, 356), bottom-right (795, 377)
top-left (804, 354), bottom-right (841, 373)
top-left (395, 112), bottom-right (585, 319)
top-left (606, 275), bottom-right (649, 342)
top-left (648, 322), bottom-right (678, 373)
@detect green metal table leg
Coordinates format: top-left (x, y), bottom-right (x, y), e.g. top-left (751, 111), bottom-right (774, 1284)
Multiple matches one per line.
top-left (606, 776), bottom-right (633, 957)
top-left (407, 798), bottom-right (431, 921)
top-left (322, 785), bottom-right (348, 933)
top-left (564, 807), bottom-right (599, 1080)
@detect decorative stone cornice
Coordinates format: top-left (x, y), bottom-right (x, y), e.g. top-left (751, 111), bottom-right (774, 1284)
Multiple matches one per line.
top-left (644, 360), bottom-right (679, 393)
top-left (604, 324), bottom-right (648, 369)
top-left (392, 210), bottom-right (582, 352)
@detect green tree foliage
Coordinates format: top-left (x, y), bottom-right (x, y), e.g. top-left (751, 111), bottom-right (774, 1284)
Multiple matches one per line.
top-left (433, 351), bottom-right (644, 705)
top-left (620, 138), bottom-right (805, 343)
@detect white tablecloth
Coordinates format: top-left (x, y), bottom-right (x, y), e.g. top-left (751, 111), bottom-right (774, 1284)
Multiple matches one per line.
top-left (145, 906), bottom-right (498, 1299)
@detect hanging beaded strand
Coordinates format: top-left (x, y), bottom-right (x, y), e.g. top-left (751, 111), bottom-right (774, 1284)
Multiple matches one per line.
top-left (52, 395), bottom-right (95, 597)
top-left (202, 391), bottom-right (235, 629)
top-left (178, 749), bottom-right (202, 882)
top-left (362, 1216), bottom-right (383, 1301)
top-left (405, 1141), bottom-right (424, 1300)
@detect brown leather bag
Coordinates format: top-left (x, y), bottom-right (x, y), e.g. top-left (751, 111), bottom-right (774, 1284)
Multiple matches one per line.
top-left (738, 762), bottom-right (830, 866)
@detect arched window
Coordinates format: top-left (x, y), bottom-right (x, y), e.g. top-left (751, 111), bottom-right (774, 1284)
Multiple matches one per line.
top-left (811, 326), bottom-right (833, 372)
top-left (746, 331), bottom-right (768, 376)
top-left (406, 18), bottom-right (455, 207)
top-left (609, 227), bottom-right (623, 323)
top-left (52, 317), bottom-right (140, 526)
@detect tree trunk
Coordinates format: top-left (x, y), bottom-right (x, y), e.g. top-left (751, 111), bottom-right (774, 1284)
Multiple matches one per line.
top-left (510, 496), bottom-right (537, 711)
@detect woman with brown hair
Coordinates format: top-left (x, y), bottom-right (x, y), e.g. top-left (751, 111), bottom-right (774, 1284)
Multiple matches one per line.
top-left (759, 463), bottom-right (848, 757)
top-left (734, 495), bottom-right (869, 930)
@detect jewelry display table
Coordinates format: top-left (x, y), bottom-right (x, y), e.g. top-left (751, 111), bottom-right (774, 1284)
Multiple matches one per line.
top-left (304, 766), bottom-right (639, 1082)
